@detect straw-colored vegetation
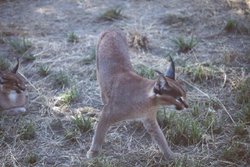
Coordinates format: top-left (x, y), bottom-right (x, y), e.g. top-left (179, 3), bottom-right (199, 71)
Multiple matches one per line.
top-left (0, 0), bottom-right (249, 166)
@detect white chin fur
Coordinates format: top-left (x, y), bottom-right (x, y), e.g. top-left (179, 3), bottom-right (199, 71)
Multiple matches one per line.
top-left (8, 90), bottom-right (18, 103)
top-left (1, 107), bottom-right (27, 116)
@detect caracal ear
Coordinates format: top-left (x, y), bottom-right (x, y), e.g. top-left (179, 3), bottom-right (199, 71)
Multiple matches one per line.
top-left (12, 58), bottom-right (20, 74)
top-left (153, 70), bottom-right (169, 95)
top-left (165, 56), bottom-right (175, 80)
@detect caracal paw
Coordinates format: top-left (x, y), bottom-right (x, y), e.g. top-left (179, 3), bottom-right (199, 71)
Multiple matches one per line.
top-left (86, 149), bottom-right (99, 159)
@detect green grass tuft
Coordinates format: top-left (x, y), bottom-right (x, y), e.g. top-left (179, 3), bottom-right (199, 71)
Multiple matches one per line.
top-left (0, 57), bottom-right (10, 71)
top-left (8, 37), bottom-right (32, 55)
top-left (172, 36), bottom-right (198, 53)
top-left (221, 143), bottom-right (250, 162)
top-left (81, 49), bottom-right (96, 65)
top-left (64, 129), bottom-right (79, 142)
top-left (58, 87), bottom-right (78, 105)
top-left (134, 64), bottom-right (156, 79)
top-left (236, 77), bottom-right (250, 105)
top-left (72, 115), bottom-right (93, 132)
top-left (224, 19), bottom-right (237, 32)
top-left (185, 64), bottom-right (215, 83)
top-left (53, 71), bottom-right (70, 88)
top-left (23, 54), bottom-right (36, 62)
top-left (241, 103), bottom-right (250, 124)
top-left (18, 122), bottom-right (36, 140)
top-left (25, 152), bottom-right (38, 165)
top-left (234, 123), bottom-right (248, 136)
top-left (157, 110), bottom-right (203, 146)
top-left (38, 65), bottom-right (50, 77)
top-left (100, 8), bottom-right (123, 21)
top-left (67, 32), bottom-right (79, 43)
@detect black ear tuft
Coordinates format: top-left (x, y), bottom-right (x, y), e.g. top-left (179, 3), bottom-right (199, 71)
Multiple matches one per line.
top-left (165, 56), bottom-right (175, 80)
top-left (12, 58), bottom-right (20, 73)
top-left (153, 78), bottom-right (162, 95)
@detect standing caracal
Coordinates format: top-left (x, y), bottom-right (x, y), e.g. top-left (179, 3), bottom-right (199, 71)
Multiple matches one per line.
top-left (87, 29), bottom-right (188, 161)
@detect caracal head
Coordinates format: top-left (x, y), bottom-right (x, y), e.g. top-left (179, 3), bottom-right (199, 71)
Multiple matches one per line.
top-left (0, 58), bottom-right (27, 115)
top-left (153, 56), bottom-right (188, 110)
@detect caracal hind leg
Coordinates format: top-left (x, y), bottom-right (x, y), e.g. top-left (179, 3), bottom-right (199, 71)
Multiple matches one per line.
top-left (87, 106), bottom-right (111, 158)
top-left (142, 116), bottom-right (180, 161)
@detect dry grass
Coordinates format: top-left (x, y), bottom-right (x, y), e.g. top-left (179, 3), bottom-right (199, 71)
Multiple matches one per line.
top-left (128, 31), bottom-right (149, 50)
top-left (99, 8), bottom-right (124, 21)
top-left (0, 0), bottom-right (249, 166)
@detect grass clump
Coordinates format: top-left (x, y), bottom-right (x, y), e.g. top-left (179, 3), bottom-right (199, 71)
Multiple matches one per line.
top-left (241, 103), bottom-right (250, 124)
top-left (233, 123), bottom-right (248, 136)
top-left (38, 65), bottom-right (50, 77)
top-left (224, 19), bottom-right (237, 32)
top-left (64, 129), bottom-right (79, 142)
top-left (58, 87), bottom-right (78, 105)
top-left (203, 111), bottom-right (222, 134)
top-left (53, 71), bottom-right (70, 88)
top-left (191, 102), bottom-right (202, 117)
top-left (224, 19), bottom-right (249, 34)
top-left (223, 51), bottom-right (237, 64)
top-left (0, 57), bottom-right (10, 71)
top-left (18, 122), bottom-right (36, 140)
top-left (99, 8), bottom-right (123, 21)
top-left (221, 143), bottom-right (250, 163)
top-left (134, 64), bottom-right (156, 79)
top-left (185, 64), bottom-right (215, 83)
top-left (161, 14), bottom-right (189, 25)
top-left (8, 37), bottom-right (32, 55)
top-left (157, 110), bottom-right (203, 146)
top-left (236, 77), bottom-right (250, 105)
top-left (81, 50), bottom-right (96, 65)
top-left (72, 115), bottom-right (92, 132)
top-left (23, 54), bottom-right (36, 62)
top-left (191, 100), bottom-right (222, 134)
top-left (128, 32), bottom-right (149, 50)
top-left (236, 77), bottom-right (250, 124)
top-left (172, 36), bottom-right (198, 53)
top-left (67, 32), bottom-right (79, 43)
top-left (25, 152), bottom-right (38, 165)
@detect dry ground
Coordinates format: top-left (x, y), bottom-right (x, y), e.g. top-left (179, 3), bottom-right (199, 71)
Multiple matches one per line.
top-left (0, 0), bottom-right (250, 166)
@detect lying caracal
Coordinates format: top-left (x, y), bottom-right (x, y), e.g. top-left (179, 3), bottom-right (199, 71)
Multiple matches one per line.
top-left (0, 59), bottom-right (27, 115)
top-left (87, 29), bottom-right (188, 161)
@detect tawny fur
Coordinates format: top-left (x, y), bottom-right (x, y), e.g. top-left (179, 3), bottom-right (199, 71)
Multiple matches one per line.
top-left (87, 29), bottom-right (188, 161)
top-left (0, 62), bottom-right (27, 115)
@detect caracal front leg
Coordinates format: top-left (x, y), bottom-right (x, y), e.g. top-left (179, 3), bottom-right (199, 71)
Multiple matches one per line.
top-left (142, 116), bottom-right (180, 161)
top-left (101, 91), bottom-right (108, 105)
top-left (87, 106), bottom-right (111, 158)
